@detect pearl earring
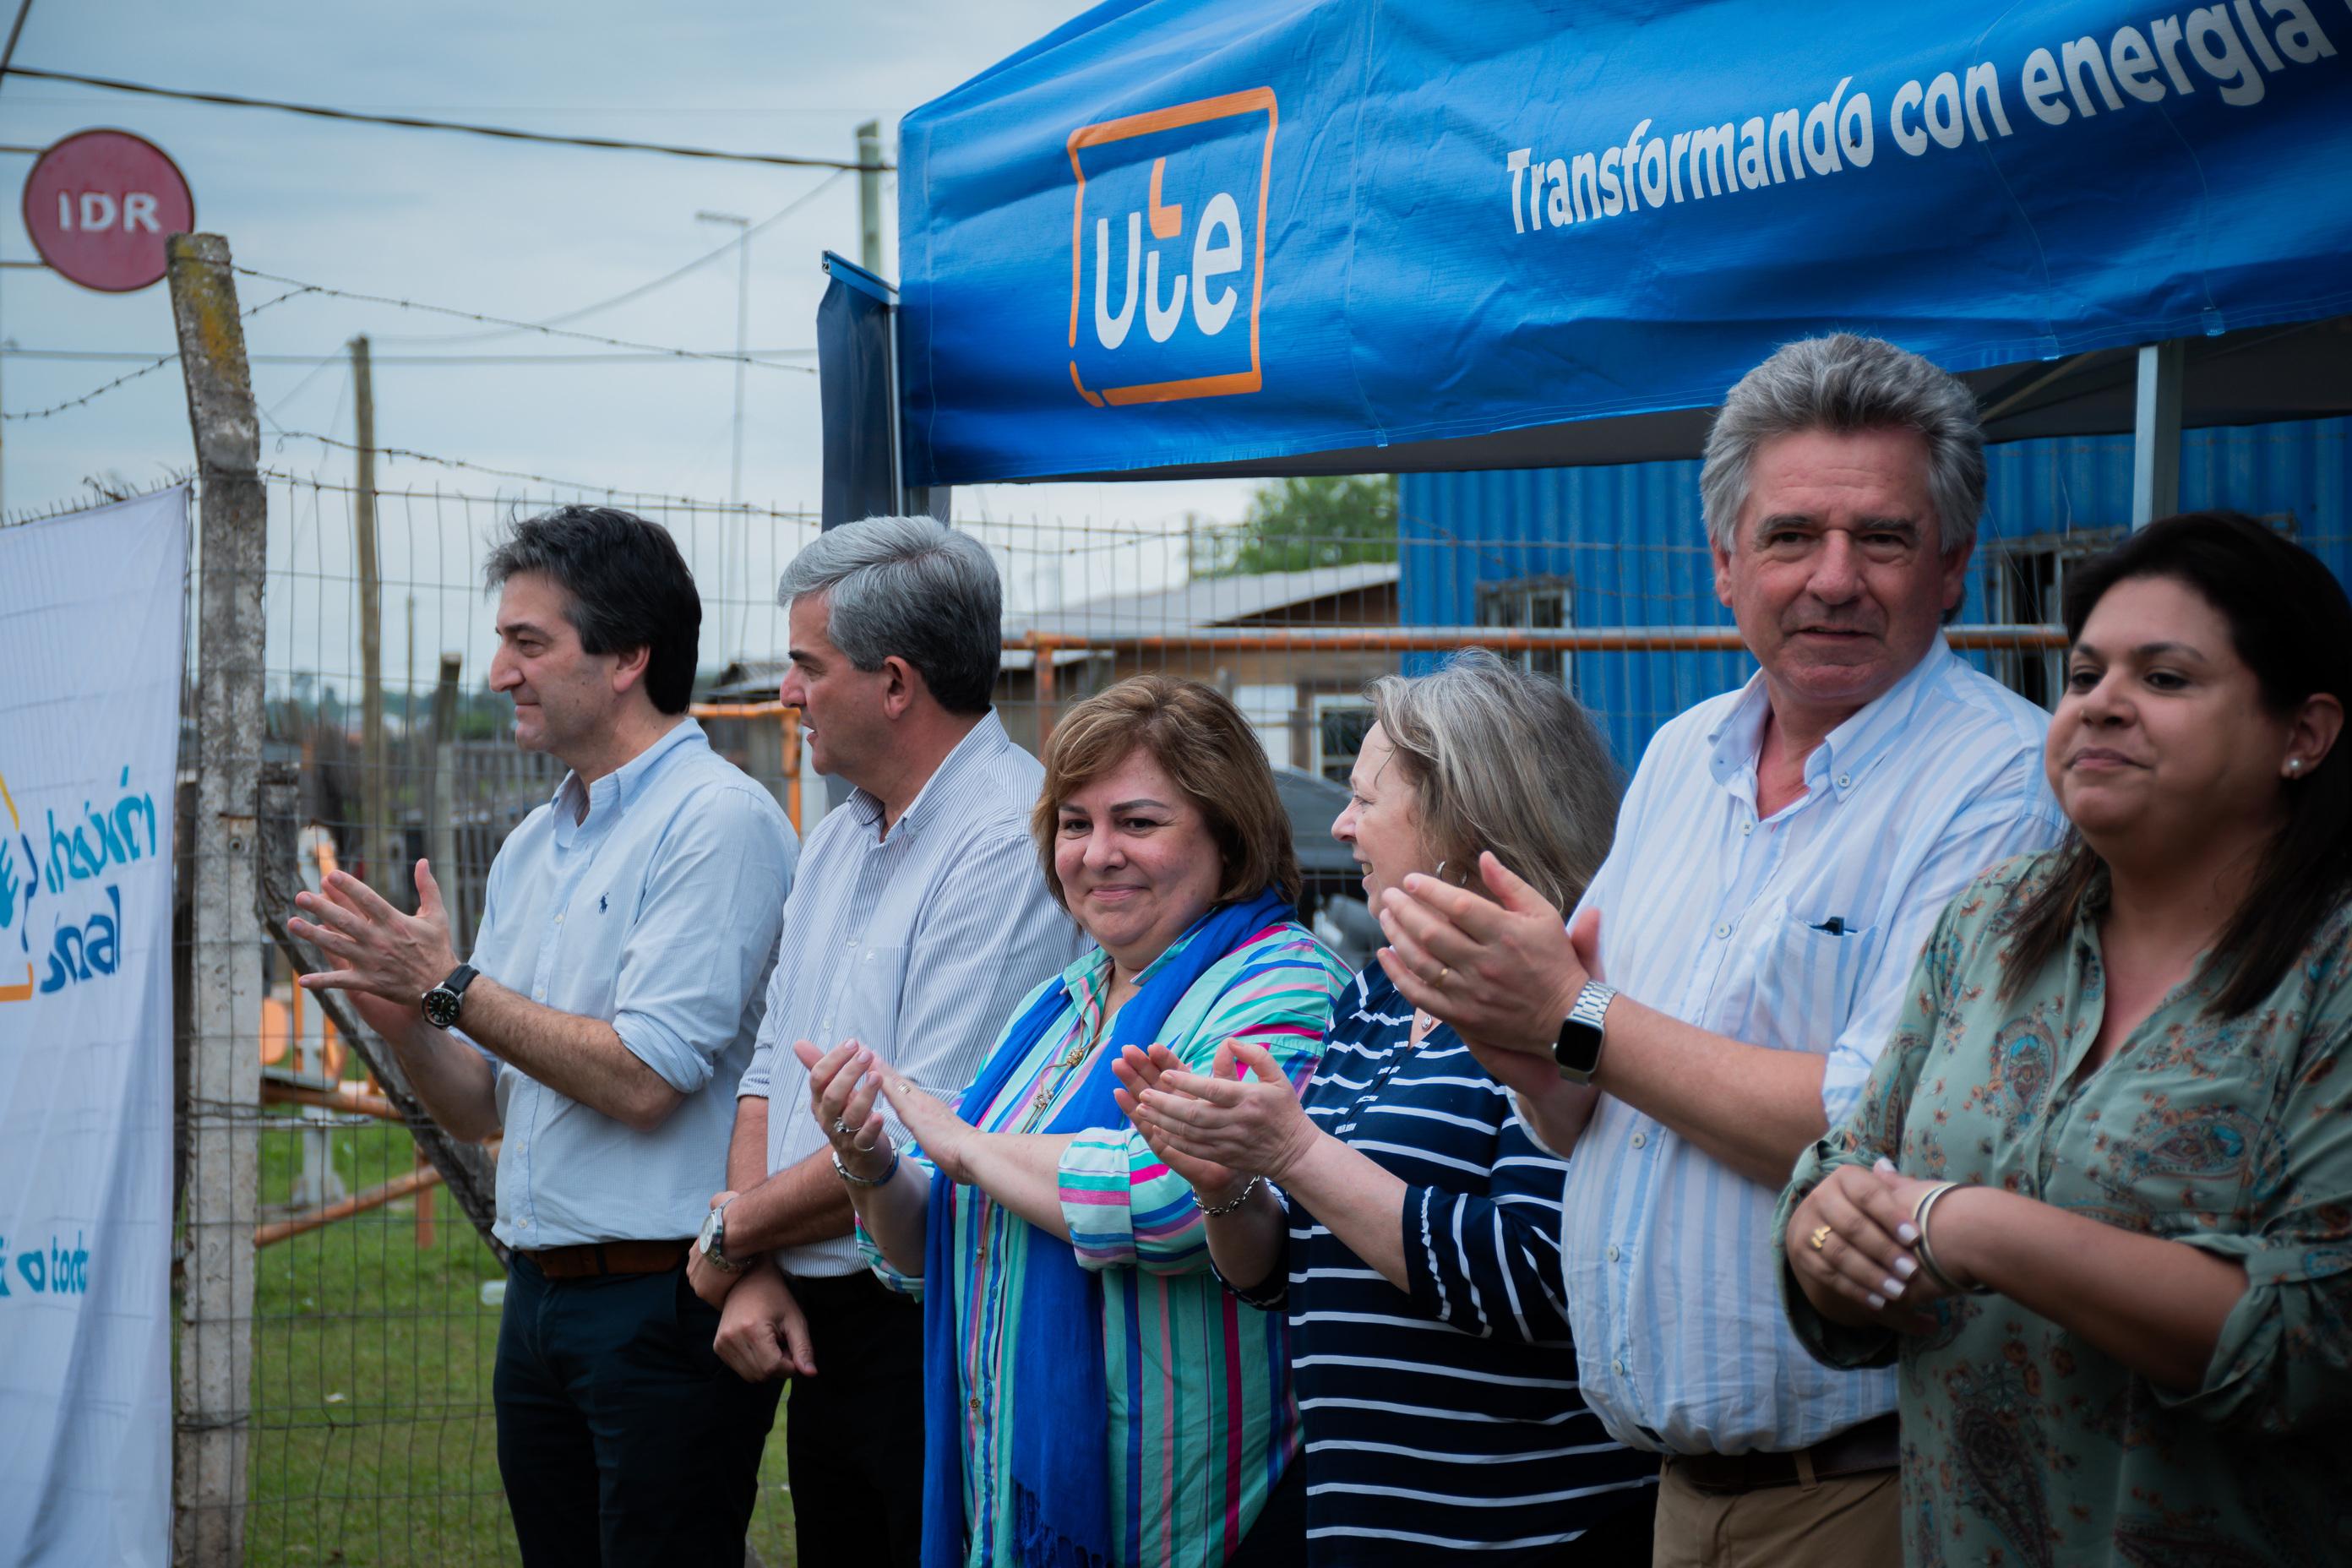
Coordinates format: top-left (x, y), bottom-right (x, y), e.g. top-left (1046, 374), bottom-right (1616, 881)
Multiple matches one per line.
top-left (2287, 759), bottom-right (2304, 776)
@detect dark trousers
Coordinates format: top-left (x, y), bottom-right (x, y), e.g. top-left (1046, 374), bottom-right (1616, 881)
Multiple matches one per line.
top-left (494, 1253), bottom-right (784, 1568)
top-left (783, 1270), bottom-right (927, 1568)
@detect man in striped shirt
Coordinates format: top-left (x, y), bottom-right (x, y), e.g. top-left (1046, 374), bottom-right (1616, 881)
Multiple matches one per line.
top-left (685, 517), bottom-right (1084, 1568)
top-left (1375, 336), bottom-right (2066, 1565)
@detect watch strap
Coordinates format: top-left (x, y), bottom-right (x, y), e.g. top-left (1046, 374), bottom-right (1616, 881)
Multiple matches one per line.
top-left (1566, 980), bottom-right (1615, 1032)
top-left (422, 962), bottom-right (480, 1029)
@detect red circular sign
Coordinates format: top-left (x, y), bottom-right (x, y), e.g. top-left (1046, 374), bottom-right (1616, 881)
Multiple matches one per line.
top-left (22, 129), bottom-right (195, 293)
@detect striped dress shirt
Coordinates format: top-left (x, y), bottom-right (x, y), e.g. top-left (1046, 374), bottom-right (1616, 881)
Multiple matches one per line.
top-left (1229, 965), bottom-right (1657, 1563)
top-left (863, 919), bottom-right (1350, 1568)
top-left (1560, 637), bottom-right (2066, 1455)
top-left (738, 710), bottom-right (1086, 1278)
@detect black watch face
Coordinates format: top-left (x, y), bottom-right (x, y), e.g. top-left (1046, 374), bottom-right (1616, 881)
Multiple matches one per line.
top-left (1553, 1021), bottom-right (1603, 1075)
top-left (422, 987), bottom-right (461, 1030)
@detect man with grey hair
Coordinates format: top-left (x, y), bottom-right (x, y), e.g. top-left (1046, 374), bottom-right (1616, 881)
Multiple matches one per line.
top-left (689, 515), bottom-right (1081, 1568)
top-left (1377, 335), bottom-right (2066, 1563)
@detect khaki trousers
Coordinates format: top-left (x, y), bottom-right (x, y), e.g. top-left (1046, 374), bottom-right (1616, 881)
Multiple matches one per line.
top-left (1651, 1455), bottom-right (1900, 1568)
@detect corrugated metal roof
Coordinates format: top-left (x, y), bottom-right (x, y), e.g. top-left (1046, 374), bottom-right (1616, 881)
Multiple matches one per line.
top-left (1008, 561), bottom-right (1398, 639)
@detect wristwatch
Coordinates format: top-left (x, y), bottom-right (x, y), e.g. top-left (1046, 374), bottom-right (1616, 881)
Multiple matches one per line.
top-left (696, 1198), bottom-right (742, 1274)
top-left (1552, 980), bottom-right (1617, 1085)
top-left (421, 962), bottom-right (479, 1031)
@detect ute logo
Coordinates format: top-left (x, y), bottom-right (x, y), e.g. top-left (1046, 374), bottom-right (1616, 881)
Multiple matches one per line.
top-left (1066, 87), bottom-right (1277, 408)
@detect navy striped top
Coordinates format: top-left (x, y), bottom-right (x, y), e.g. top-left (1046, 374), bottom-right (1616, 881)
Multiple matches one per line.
top-left (1232, 965), bottom-right (1658, 1562)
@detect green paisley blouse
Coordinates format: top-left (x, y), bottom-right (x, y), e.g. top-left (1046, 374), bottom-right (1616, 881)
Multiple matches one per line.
top-left (1775, 851), bottom-right (2352, 1567)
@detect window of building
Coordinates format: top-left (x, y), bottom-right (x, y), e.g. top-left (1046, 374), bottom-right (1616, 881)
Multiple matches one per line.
top-left (1984, 514), bottom-right (2296, 709)
top-left (1474, 574), bottom-right (1576, 693)
top-left (1312, 694), bottom-right (1375, 786)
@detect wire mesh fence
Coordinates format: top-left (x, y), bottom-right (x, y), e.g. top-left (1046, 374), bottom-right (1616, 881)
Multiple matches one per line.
top-left (121, 412), bottom-right (2344, 1564)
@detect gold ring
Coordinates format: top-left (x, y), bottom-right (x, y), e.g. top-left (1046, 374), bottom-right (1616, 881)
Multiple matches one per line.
top-left (1435, 966), bottom-right (1451, 988)
top-left (1808, 1223), bottom-right (1834, 1252)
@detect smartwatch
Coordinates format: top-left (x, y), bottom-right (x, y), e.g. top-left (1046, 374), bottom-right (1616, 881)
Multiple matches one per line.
top-left (421, 962), bottom-right (479, 1031)
top-left (696, 1198), bottom-right (742, 1274)
top-left (1552, 980), bottom-right (1617, 1085)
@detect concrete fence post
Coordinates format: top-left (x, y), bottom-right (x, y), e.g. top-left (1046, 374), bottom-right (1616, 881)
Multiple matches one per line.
top-left (167, 231), bottom-right (264, 1568)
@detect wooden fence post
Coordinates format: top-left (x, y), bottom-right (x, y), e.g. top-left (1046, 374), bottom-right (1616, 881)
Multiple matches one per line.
top-left (168, 231), bottom-right (264, 1568)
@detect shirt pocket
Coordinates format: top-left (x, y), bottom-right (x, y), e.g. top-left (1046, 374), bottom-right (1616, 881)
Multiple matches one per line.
top-left (825, 944), bottom-right (908, 1063)
top-left (1748, 907), bottom-right (1880, 1054)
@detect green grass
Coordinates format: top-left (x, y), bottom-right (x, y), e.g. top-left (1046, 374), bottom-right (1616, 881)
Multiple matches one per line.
top-left (243, 1111), bottom-right (798, 1565)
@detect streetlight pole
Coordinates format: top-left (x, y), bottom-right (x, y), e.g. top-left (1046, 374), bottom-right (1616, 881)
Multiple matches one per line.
top-left (696, 209), bottom-right (749, 662)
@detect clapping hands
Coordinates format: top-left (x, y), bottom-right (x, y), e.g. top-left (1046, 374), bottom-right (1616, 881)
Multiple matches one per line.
top-left (1786, 1158), bottom-right (1965, 1334)
top-left (1112, 1040), bottom-right (1320, 1209)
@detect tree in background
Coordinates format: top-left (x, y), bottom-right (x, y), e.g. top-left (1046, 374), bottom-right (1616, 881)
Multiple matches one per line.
top-left (1192, 474), bottom-right (1398, 577)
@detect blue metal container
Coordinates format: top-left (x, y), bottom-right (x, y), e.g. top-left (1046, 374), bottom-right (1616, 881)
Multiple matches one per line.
top-left (1400, 417), bottom-right (2351, 766)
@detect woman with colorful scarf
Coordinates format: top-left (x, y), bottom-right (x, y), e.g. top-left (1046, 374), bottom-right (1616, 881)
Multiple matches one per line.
top-left (798, 675), bottom-right (1348, 1568)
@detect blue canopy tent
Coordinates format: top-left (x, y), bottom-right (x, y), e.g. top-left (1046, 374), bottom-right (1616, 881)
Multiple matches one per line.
top-left (819, 0), bottom-right (2351, 525)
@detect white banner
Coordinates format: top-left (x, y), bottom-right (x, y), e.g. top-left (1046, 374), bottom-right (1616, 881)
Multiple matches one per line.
top-left (0, 486), bottom-right (188, 1567)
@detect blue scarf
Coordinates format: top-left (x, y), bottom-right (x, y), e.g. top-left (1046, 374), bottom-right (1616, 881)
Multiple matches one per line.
top-left (919, 892), bottom-right (1294, 1568)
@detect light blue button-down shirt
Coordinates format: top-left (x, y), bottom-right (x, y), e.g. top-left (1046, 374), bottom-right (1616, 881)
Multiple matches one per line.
top-left (1560, 637), bottom-right (2066, 1456)
top-left (464, 719), bottom-right (796, 1250)
top-left (738, 710), bottom-right (1085, 1277)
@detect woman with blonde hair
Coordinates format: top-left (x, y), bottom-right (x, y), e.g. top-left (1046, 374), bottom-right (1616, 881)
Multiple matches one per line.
top-left (1118, 650), bottom-right (1658, 1562)
top-left (798, 675), bottom-right (1348, 1567)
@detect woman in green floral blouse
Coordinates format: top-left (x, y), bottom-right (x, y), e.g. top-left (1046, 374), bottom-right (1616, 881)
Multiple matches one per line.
top-left (1777, 511), bottom-right (2352, 1566)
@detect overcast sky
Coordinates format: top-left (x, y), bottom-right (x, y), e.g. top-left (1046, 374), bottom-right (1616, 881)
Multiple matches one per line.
top-left (0, 0), bottom-right (1255, 686)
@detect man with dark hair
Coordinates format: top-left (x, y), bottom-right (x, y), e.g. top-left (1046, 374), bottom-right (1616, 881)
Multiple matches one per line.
top-left (288, 504), bottom-right (798, 1565)
top-left (691, 514), bottom-right (1082, 1568)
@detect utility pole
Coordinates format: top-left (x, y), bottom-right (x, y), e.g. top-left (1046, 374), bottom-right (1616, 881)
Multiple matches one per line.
top-left (858, 119), bottom-right (884, 275)
top-left (351, 335), bottom-right (387, 898)
top-left (168, 230), bottom-right (264, 1568)
top-left (694, 210), bottom-right (749, 663)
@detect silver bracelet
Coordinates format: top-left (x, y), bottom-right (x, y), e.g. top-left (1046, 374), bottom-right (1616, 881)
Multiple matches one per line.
top-left (1912, 1180), bottom-right (1993, 1296)
top-left (832, 1141), bottom-right (898, 1189)
top-left (1200, 1173), bottom-right (1263, 1217)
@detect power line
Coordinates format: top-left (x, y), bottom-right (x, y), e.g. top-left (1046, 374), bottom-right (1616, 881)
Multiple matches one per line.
top-left (5, 346), bottom-right (818, 364)
top-left (383, 169), bottom-right (848, 344)
top-left (0, 4), bottom-right (36, 93)
top-left (0, 65), bottom-right (892, 172)
top-left (229, 265), bottom-right (817, 372)
top-left (259, 350), bottom-right (343, 434)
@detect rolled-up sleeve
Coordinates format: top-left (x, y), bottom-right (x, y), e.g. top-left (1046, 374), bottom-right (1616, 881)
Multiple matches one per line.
top-left (1400, 1110), bottom-right (1577, 1343)
top-left (2155, 1016), bottom-right (2352, 1435)
top-left (1779, 908), bottom-right (1952, 1371)
top-left (1821, 795), bottom-right (2062, 1127)
top-left (612, 784), bottom-right (795, 1095)
top-left (1060, 935), bottom-right (1335, 1276)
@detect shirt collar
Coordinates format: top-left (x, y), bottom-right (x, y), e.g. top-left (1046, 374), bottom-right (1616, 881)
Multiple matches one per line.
top-left (847, 710), bottom-right (1011, 842)
top-left (1707, 634), bottom-right (1955, 803)
top-left (553, 717), bottom-right (704, 830)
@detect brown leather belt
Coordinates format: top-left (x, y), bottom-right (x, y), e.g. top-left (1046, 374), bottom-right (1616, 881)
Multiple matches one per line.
top-left (517, 1239), bottom-right (691, 1280)
top-left (1672, 1413), bottom-right (1898, 1494)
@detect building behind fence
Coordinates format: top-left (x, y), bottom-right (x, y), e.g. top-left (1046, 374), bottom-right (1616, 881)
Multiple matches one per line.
top-left (38, 237), bottom-right (2338, 1565)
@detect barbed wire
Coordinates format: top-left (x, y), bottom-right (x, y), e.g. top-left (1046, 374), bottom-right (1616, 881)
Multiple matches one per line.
top-left (0, 284), bottom-right (318, 422)
top-left (231, 266), bottom-right (817, 372)
top-left (261, 441), bottom-right (823, 518)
